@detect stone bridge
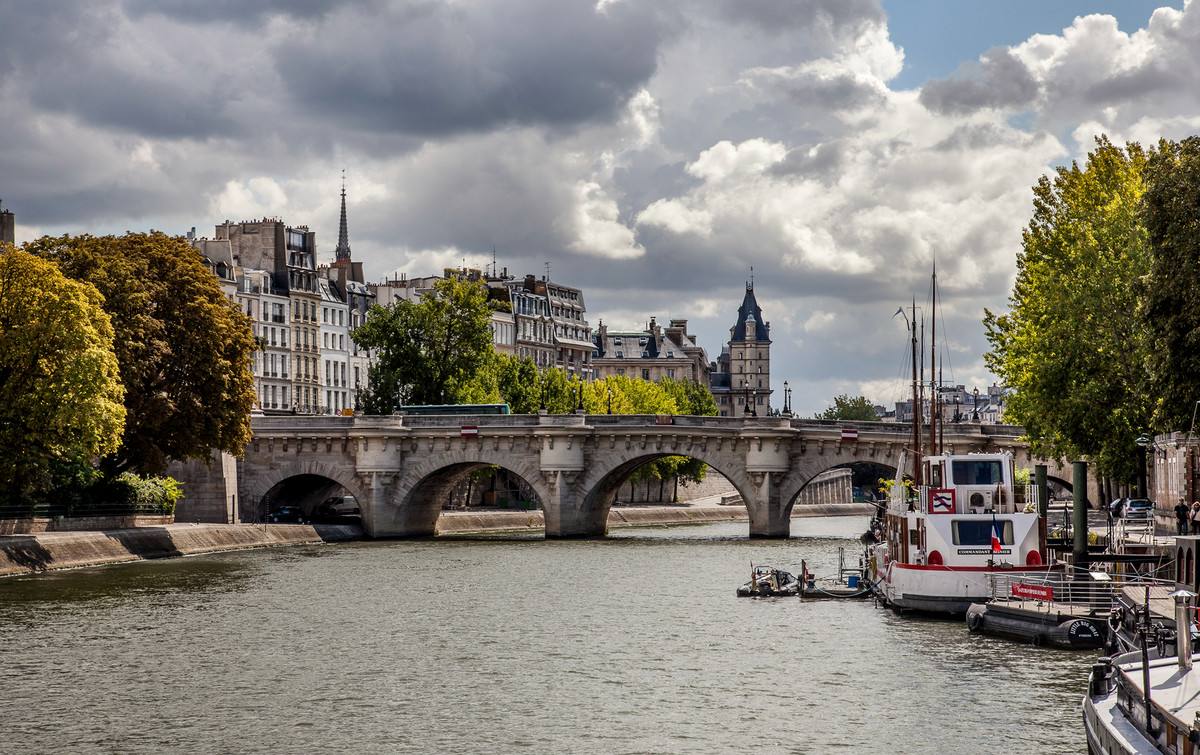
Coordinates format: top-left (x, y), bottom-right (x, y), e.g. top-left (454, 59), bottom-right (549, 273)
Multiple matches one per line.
top-left (177, 414), bottom-right (1086, 539)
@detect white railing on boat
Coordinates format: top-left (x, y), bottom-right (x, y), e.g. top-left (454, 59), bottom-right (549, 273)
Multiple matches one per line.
top-left (987, 567), bottom-right (1177, 610)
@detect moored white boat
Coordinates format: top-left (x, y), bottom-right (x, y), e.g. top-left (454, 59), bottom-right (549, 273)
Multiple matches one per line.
top-left (867, 450), bottom-right (1057, 615)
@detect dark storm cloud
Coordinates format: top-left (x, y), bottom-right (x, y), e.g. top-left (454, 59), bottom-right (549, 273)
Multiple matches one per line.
top-left (123, 0), bottom-right (347, 22)
top-left (273, 0), bottom-right (670, 136)
top-left (919, 47), bottom-right (1039, 114)
top-left (0, 1), bottom-right (243, 139)
top-left (714, 0), bottom-right (885, 36)
top-left (768, 141), bottom-right (848, 180)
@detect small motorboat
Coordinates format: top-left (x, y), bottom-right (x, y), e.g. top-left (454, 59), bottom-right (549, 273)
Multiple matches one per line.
top-left (737, 564), bottom-right (800, 597)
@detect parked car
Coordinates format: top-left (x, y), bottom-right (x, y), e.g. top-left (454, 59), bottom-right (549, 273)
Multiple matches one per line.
top-left (266, 505), bottom-right (305, 523)
top-left (310, 495), bottom-right (360, 524)
top-left (1124, 499), bottom-right (1154, 521)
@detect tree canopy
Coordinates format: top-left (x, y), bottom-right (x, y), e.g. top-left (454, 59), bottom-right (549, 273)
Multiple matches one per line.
top-left (353, 276), bottom-right (494, 409)
top-left (25, 233), bottom-right (257, 474)
top-left (815, 394), bottom-right (878, 421)
top-left (1143, 136), bottom-right (1200, 431)
top-left (983, 137), bottom-right (1152, 479)
top-left (0, 247), bottom-right (125, 504)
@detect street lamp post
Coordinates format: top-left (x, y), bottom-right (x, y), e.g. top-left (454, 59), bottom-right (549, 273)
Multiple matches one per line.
top-left (972, 387), bottom-right (980, 422)
top-left (783, 380), bottom-right (792, 416)
top-left (1135, 433), bottom-right (1151, 500)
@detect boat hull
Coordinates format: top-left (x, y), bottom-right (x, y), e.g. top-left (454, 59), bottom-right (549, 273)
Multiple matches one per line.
top-left (1082, 692), bottom-right (1159, 754)
top-left (875, 561), bottom-right (1056, 616)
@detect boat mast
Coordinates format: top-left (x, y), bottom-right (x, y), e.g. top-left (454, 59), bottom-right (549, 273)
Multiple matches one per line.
top-left (911, 298), bottom-right (923, 485)
top-left (938, 356), bottom-right (945, 451)
top-left (929, 267), bottom-right (937, 456)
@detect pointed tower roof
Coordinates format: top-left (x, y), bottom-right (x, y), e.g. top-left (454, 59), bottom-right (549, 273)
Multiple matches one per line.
top-left (731, 283), bottom-right (770, 342)
top-left (335, 171), bottom-right (351, 262)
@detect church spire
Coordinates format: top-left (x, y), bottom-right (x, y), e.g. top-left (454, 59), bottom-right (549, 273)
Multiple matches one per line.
top-left (335, 170), bottom-right (351, 261)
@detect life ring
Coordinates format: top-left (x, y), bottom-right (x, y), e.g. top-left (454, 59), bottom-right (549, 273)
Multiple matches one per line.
top-left (1108, 607), bottom-right (1125, 634)
top-left (966, 611), bottom-right (984, 633)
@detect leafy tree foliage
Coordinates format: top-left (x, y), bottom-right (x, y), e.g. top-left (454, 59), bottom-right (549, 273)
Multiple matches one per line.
top-left (354, 276), bottom-right (493, 409)
top-left (25, 233), bottom-right (257, 474)
top-left (659, 377), bottom-right (720, 416)
top-left (0, 247), bottom-right (125, 504)
top-left (1143, 137), bottom-right (1200, 431)
top-left (815, 394), bottom-right (878, 421)
top-left (984, 138), bottom-right (1152, 479)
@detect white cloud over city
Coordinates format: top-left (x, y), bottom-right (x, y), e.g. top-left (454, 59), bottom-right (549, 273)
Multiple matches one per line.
top-left (2, 0), bottom-right (1197, 413)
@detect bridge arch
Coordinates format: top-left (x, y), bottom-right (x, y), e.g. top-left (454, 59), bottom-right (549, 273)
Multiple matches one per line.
top-left (577, 444), bottom-right (756, 535)
top-left (376, 448), bottom-right (553, 538)
top-left (775, 450), bottom-right (898, 520)
top-left (778, 459), bottom-right (898, 519)
top-left (242, 460), bottom-right (371, 523)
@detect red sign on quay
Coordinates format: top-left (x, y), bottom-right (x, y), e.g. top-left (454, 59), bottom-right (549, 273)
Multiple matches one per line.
top-left (1011, 582), bottom-right (1054, 602)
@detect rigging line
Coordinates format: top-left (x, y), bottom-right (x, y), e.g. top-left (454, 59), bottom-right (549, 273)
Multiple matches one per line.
top-left (936, 276), bottom-right (956, 385)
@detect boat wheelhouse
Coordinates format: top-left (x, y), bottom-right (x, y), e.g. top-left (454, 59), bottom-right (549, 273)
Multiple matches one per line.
top-left (869, 450), bottom-right (1053, 615)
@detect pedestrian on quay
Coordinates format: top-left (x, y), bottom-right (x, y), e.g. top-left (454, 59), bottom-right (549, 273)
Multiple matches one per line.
top-left (1176, 498), bottom-right (1190, 535)
top-left (1191, 501), bottom-right (1200, 535)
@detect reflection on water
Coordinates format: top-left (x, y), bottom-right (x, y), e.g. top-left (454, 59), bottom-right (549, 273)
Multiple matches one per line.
top-left (0, 517), bottom-right (1093, 754)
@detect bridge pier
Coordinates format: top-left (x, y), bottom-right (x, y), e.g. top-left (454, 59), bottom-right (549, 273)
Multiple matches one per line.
top-left (542, 472), bottom-right (607, 538)
top-left (746, 471), bottom-right (790, 538)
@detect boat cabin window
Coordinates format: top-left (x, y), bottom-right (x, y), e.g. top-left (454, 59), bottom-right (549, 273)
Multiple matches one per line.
top-left (929, 463), bottom-right (943, 487)
top-left (951, 460), bottom-right (1003, 486)
top-left (951, 520), bottom-right (1013, 545)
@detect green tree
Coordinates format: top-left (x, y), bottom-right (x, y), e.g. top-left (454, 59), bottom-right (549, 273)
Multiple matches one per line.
top-left (25, 233), bottom-right (256, 474)
top-left (1143, 137), bottom-right (1200, 431)
top-left (495, 354), bottom-right (540, 413)
top-left (659, 377), bottom-right (719, 416)
top-left (815, 394), bottom-right (878, 421)
top-left (983, 137), bottom-right (1152, 479)
top-left (0, 248), bottom-right (125, 505)
top-left (353, 276), bottom-right (493, 409)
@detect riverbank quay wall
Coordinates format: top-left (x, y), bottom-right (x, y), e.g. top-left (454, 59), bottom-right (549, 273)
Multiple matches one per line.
top-left (0, 523), bottom-right (359, 577)
top-left (174, 415), bottom-right (1088, 539)
top-left (436, 502), bottom-right (875, 534)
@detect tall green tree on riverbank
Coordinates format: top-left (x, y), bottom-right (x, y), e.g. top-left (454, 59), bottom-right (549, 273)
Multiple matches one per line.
top-left (983, 137), bottom-right (1153, 480)
top-left (354, 276), bottom-right (493, 409)
top-left (26, 233), bottom-right (257, 474)
top-left (0, 248), bottom-right (125, 505)
top-left (1143, 137), bottom-right (1200, 431)
top-left (816, 394), bottom-right (878, 421)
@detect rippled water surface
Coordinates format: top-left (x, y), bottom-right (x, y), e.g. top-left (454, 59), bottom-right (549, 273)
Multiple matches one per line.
top-left (0, 517), bottom-right (1092, 753)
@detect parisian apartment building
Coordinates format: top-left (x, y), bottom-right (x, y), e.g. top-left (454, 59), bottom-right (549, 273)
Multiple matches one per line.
top-left (193, 183), bottom-right (374, 416)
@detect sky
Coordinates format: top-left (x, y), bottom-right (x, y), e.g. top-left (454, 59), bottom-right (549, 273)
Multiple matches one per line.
top-left (2, 0), bottom-right (1196, 415)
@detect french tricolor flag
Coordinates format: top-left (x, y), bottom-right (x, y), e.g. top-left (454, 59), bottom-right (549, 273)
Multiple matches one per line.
top-left (991, 519), bottom-right (1004, 553)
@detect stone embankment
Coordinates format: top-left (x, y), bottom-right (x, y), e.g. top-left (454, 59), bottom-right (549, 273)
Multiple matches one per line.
top-left (0, 522), bottom-right (358, 577)
top-left (436, 502), bottom-right (875, 534)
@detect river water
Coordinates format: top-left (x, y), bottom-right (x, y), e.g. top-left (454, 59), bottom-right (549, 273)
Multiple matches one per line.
top-left (0, 517), bottom-right (1092, 754)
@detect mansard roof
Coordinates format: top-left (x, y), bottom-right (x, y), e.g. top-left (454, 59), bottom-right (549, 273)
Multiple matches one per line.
top-left (731, 284), bottom-right (770, 342)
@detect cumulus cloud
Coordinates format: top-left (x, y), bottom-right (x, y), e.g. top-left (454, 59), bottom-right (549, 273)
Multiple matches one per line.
top-left (919, 47), bottom-right (1039, 114)
top-left (5, 1), bottom-right (1200, 414)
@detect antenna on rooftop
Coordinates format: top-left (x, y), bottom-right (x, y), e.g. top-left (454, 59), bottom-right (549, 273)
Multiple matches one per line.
top-left (749, 265), bottom-right (754, 289)
top-left (545, 261), bottom-right (551, 281)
